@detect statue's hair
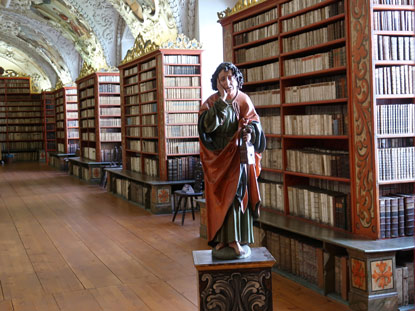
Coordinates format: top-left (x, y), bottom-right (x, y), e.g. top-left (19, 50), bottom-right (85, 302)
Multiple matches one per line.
top-left (211, 62), bottom-right (244, 91)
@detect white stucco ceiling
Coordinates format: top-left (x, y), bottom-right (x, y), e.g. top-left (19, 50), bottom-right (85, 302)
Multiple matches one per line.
top-left (0, 0), bottom-right (194, 91)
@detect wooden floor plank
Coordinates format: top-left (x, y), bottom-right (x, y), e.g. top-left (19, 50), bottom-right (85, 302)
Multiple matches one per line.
top-left (127, 275), bottom-right (197, 311)
top-left (22, 194), bottom-right (122, 290)
top-left (0, 163), bottom-right (351, 311)
top-left (2, 196), bottom-right (83, 295)
top-left (12, 294), bottom-right (60, 311)
top-left (53, 290), bottom-right (103, 311)
top-left (0, 300), bottom-right (13, 311)
top-left (88, 285), bottom-right (151, 311)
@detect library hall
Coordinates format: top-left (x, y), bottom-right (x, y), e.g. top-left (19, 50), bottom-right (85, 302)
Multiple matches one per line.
top-left (0, 0), bottom-right (414, 310)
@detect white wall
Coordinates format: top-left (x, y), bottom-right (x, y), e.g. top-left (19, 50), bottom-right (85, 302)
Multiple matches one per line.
top-left (196, 0), bottom-right (238, 101)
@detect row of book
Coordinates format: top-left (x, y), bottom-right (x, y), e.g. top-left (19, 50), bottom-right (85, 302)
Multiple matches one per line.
top-left (377, 146), bottom-right (415, 181)
top-left (141, 59), bottom-right (156, 70)
top-left (82, 147), bottom-right (96, 160)
top-left (142, 115), bottom-right (157, 125)
top-left (379, 194), bottom-right (414, 238)
top-left (5, 151), bottom-right (40, 161)
top-left (81, 119), bottom-right (95, 128)
top-left (281, 0), bottom-right (326, 16)
top-left (126, 116), bottom-right (141, 126)
top-left (286, 148), bottom-right (350, 178)
top-left (0, 125), bottom-right (42, 132)
top-left (68, 120), bottom-right (79, 127)
top-left (373, 11), bottom-right (414, 32)
top-left (234, 23), bottom-right (278, 46)
top-left (82, 132), bottom-right (95, 141)
top-left (373, 0), bottom-right (414, 4)
top-left (164, 88), bottom-right (201, 100)
top-left (140, 70), bottom-right (156, 81)
top-left (80, 98), bottom-right (95, 109)
top-left (288, 186), bottom-right (350, 230)
top-left (1, 118), bottom-right (42, 124)
top-left (2, 106), bottom-right (40, 112)
top-left (0, 88), bottom-right (30, 94)
top-left (98, 84), bottom-right (120, 93)
top-left (281, 1), bottom-right (344, 33)
top-left (125, 75), bottom-right (139, 85)
top-left (283, 46), bottom-right (346, 76)
top-left (378, 137), bottom-right (413, 148)
top-left (282, 20), bottom-right (345, 53)
top-left (247, 89), bottom-right (280, 107)
top-left (130, 181), bottom-right (149, 206)
top-left (164, 76), bottom-right (200, 87)
top-left (259, 181), bottom-right (284, 212)
top-left (0, 80), bottom-right (30, 87)
top-left (140, 91), bottom-right (156, 103)
top-left (166, 100), bottom-right (199, 112)
top-left (163, 55), bottom-right (199, 65)
top-left (66, 104), bottom-right (78, 111)
top-left (0, 101), bottom-right (40, 106)
top-left (5, 133), bottom-right (42, 140)
top-left (100, 107), bottom-right (121, 116)
top-left (233, 7), bottom-right (278, 33)
top-left (80, 88), bottom-right (94, 99)
top-left (167, 156), bottom-right (198, 181)
top-left (100, 118), bottom-right (121, 127)
top-left (261, 115), bottom-right (281, 135)
top-left (166, 139), bottom-right (199, 155)
top-left (97, 75), bottom-right (120, 83)
top-left (130, 156), bottom-right (158, 177)
top-left (262, 148), bottom-right (283, 170)
top-left (375, 65), bottom-right (414, 96)
top-left (374, 35), bottom-right (415, 61)
top-left (114, 178), bottom-right (130, 200)
top-left (240, 62), bottom-right (279, 83)
top-left (166, 113), bottom-right (198, 124)
top-left (140, 80), bottom-right (157, 92)
top-left (163, 65), bottom-right (200, 75)
top-left (141, 126), bottom-right (158, 138)
top-left (285, 76), bottom-right (347, 103)
top-left (80, 109), bottom-right (95, 118)
top-left (100, 132), bottom-right (121, 142)
top-left (166, 124), bottom-right (197, 137)
top-left (8, 141), bottom-right (43, 150)
top-left (235, 40), bottom-right (279, 64)
top-left (284, 113), bottom-right (347, 136)
top-left (3, 112), bottom-right (41, 117)
top-left (376, 103), bottom-right (415, 135)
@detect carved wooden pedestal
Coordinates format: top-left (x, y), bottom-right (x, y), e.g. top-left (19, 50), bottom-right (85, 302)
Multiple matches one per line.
top-left (193, 247), bottom-right (275, 311)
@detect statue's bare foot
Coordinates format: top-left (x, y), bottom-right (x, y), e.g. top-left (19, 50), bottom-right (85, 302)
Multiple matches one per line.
top-left (229, 241), bottom-right (245, 256)
top-left (215, 242), bottom-right (225, 251)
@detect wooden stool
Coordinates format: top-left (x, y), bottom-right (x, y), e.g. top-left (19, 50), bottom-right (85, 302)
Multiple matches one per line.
top-left (172, 190), bottom-right (203, 225)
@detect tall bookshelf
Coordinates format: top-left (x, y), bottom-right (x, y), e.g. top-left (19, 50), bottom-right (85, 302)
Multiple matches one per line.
top-left (118, 36), bottom-right (202, 181)
top-left (0, 76), bottom-right (43, 161)
top-left (55, 86), bottom-right (80, 154)
top-left (42, 91), bottom-right (56, 163)
top-left (219, 0), bottom-right (414, 309)
top-left (76, 71), bottom-right (121, 162)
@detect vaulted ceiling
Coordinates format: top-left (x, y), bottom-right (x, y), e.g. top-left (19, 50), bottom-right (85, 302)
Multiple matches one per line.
top-left (0, 0), bottom-right (197, 91)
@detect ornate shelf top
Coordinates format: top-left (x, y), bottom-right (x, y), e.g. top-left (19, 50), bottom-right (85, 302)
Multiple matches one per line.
top-left (217, 0), bottom-right (266, 20)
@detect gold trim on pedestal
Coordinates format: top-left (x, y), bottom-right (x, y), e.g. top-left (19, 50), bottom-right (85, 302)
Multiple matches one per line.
top-left (217, 0), bottom-right (266, 20)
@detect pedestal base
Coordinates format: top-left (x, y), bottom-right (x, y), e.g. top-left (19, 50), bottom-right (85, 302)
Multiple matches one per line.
top-left (193, 247), bottom-right (276, 311)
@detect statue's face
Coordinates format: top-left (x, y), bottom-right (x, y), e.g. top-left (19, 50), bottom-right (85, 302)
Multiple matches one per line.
top-left (218, 69), bottom-right (238, 100)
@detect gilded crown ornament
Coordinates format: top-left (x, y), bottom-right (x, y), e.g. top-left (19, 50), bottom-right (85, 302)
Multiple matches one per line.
top-left (121, 34), bottom-right (159, 65)
top-left (160, 33), bottom-right (202, 50)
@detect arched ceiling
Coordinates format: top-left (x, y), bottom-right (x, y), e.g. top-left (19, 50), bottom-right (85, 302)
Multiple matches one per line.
top-left (0, 0), bottom-right (189, 92)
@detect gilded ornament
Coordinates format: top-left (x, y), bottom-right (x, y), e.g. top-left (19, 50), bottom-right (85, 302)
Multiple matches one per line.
top-left (217, 0), bottom-right (265, 20)
top-left (120, 33), bottom-right (159, 65)
top-left (54, 79), bottom-right (64, 91)
top-left (160, 33), bottom-right (202, 50)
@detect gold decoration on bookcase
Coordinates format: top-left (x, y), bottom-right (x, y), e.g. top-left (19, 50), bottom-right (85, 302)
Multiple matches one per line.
top-left (121, 34), bottom-right (159, 65)
top-left (1, 69), bottom-right (28, 78)
top-left (217, 0), bottom-right (266, 20)
top-left (160, 34), bottom-right (202, 50)
top-left (54, 79), bottom-right (64, 91)
top-left (77, 62), bottom-right (96, 80)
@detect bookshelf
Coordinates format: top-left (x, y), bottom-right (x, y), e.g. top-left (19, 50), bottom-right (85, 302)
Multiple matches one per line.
top-left (76, 71), bottom-right (121, 162)
top-left (0, 76), bottom-right (43, 162)
top-left (42, 91), bottom-right (57, 163)
top-left (219, 0), bottom-right (414, 309)
top-left (118, 40), bottom-right (202, 181)
top-left (55, 86), bottom-right (80, 154)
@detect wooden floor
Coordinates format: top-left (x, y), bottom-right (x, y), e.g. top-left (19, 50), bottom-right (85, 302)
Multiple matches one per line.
top-left (0, 162), bottom-right (350, 311)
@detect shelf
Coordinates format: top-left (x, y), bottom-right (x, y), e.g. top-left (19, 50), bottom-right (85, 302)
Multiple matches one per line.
top-left (373, 30), bottom-right (415, 36)
top-left (374, 60), bottom-right (415, 65)
top-left (376, 133), bottom-right (415, 138)
top-left (281, 38), bottom-right (346, 58)
top-left (280, 0), bottom-right (339, 20)
top-left (372, 4), bottom-right (415, 11)
top-left (375, 94), bottom-right (415, 99)
top-left (282, 98), bottom-right (348, 107)
top-left (233, 34), bottom-right (279, 50)
top-left (283, 135), bottom-right (349, 139)
top-left (235, 55), bottom-right (280, 68)
top-left (281, 66), bottom-right (347, 80)
top-left (284, 171), bottom-right (350, 182)
top-left (378, 179), bottom-right (415, 185)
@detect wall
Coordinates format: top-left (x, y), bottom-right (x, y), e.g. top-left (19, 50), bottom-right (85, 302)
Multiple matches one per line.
top-left (196, 0), bottom-right (237, 101)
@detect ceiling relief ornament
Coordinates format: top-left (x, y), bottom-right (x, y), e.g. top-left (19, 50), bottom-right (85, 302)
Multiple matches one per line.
top-left (109, 0), bottom-right (177, 46)
top-left (167, 0), bottom-right (196, 40)
top-left (30, 0), bottom-right (108, 71)
top-left (217, 0), bottom-right (266, 20)
top-left (121, 33), bottom-right (159, 65)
